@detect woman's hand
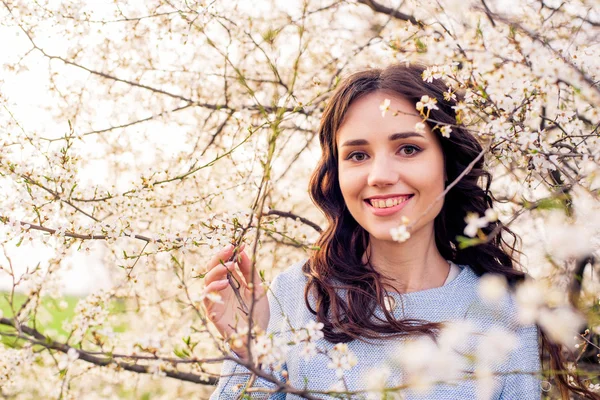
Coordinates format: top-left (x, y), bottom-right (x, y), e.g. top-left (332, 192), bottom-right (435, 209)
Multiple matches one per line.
top-left (202, 244), bottom-right (270, 360)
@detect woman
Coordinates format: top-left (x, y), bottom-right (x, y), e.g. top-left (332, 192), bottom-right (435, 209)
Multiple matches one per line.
top-left (203, 65), bottom-right (595, 399)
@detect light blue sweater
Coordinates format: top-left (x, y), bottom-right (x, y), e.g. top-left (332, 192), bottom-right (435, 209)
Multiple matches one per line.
top-left (210, 260), bottom-right (541, 399)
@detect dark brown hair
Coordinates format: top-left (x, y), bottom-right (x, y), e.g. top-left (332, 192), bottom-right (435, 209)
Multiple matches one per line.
top-left (304, 64), bottom-right (599, 399)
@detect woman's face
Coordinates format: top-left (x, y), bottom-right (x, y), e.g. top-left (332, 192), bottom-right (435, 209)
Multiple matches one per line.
top-left (336, 91), bottom-right (446, 242)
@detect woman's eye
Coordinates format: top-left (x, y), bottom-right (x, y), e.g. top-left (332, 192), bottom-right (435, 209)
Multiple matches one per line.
top-left (399, 145), bottom-right (420, 156)
top-left (348, 152), bottom-right (367, 162)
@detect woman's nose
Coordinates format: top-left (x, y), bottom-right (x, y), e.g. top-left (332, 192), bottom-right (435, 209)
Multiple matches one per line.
top-left (367, 156), bottom-right (398, 187)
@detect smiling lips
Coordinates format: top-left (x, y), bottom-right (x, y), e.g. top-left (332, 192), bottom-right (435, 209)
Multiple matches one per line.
top-left (366, 195), bottom-right (412, 208)
top-left (364, 194), bottom-right (413, 216)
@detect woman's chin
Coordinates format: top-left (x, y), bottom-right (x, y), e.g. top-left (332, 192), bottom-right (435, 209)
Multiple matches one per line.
top-left (367, 230), bottom-right (397, 243)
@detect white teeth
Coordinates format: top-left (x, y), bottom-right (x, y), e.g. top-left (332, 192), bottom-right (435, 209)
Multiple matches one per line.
top-left (369, 196), bottom-right (410, 209)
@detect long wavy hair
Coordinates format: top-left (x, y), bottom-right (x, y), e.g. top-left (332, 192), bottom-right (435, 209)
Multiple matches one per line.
top-left (304, 64), bottom-right (598, 400)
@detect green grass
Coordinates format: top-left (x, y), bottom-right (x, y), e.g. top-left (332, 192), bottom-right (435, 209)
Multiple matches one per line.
top-left (0, 292), bottom-right (128, 348)
top-left (0, 294), bottom-right (172, 399)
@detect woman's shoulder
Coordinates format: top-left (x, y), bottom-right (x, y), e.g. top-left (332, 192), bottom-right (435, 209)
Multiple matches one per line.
top-left (452, 264), bottom-right (530, 330)
top-left (265, 258), bottom-right (310, 306)
top-left (269, 257), bottom-right (310, 294)
top-left (265, 258), bottom-right (314, 331)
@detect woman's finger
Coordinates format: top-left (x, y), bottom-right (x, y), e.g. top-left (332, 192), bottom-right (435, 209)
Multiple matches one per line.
top-left (203, 279), bottom-right (229, 296)
top-left (201, 279), bottom-right (230, 315)
top-left (206, 244), bottom-right (235, 272)
top-left (236, 250), bottom-right (262, 288)
top-left (204, 261), bottom-right (246, 288)
top-left (204, 262), bottom-right (232, 284)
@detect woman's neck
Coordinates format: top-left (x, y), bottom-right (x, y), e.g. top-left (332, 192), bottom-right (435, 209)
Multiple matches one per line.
top-left (364, 226), bottom-right (450, 293)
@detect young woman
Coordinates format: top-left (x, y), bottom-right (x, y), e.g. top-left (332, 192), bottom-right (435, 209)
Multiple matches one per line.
top-left (203, 65), bottom-right (596, 399)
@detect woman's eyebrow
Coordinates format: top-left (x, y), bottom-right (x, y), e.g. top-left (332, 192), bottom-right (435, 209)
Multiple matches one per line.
top-left (340, 132), bottom-right (425, 147)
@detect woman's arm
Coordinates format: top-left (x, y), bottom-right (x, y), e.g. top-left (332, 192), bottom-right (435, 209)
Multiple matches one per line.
top-left (209, 351), bottom-right (288, 400)
top-left (209, 270), bottom-right (290, 399)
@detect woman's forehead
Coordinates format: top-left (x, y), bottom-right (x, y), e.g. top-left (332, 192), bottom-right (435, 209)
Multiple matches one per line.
top-left (336, 92), bottom-right (428, 145)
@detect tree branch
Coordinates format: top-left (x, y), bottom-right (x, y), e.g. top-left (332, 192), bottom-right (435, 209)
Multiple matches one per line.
top-left (0, 316), bottom-right (218, 385)
top-left (40, 103), bottom-right (195, 143)
top-left (355, 0), bottom-right (420, 25)
top-left (266, 209), bottom-right (322, 233)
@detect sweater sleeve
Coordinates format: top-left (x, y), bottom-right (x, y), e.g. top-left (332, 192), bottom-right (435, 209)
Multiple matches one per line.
top-left (499, 324), bottom-right (541, 399)
top-left (209, 274), bottom-right (289, 399)
top-left (209, 354), bottom-right (287, 399)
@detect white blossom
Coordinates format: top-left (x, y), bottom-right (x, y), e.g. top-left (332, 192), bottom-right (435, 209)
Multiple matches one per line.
top-left (380, 98), bottom-right (391, 117)
top-left (537, 307), bottom-right (586, 349)
top-left (390, 224), bottom-right (410, 243)
top-left (327, 343), bottom-right (358, 378)
top-left (414, 121), bottom-right (426, 133)
top-left (203, 291), bottom-right (223, 304)
top-left (464, 212), bottom-right (488, 237)
top-left (299, 341), bottom-right (318, 361)
top-left (515, 279), bottom-right (546, 325)
top-left (440, 125), bottom-right (452, 138)
top-left (58, 348), bottom-right (79, 370)
top-left (364, 366), bottom-right (391, 398)
top-left (477, 274), bottom-right (508, 304)
top-left (415, 95), bottom-right (439, 112)
top-left (476, 326), bottom-right (518, 365)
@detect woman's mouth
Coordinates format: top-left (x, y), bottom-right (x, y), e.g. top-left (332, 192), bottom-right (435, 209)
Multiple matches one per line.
top-left (364, 195), bottom-right (413, 216)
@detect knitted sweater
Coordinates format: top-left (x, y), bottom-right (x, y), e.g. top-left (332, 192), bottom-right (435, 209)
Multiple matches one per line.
top-left (210, 259), bottom-right (541, 399)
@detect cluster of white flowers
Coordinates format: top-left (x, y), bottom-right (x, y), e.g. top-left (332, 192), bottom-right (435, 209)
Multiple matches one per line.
top-left (364, 366), bottom-right (398, 400)
top-left (415, 95), bottom-right (439, 114)
top-left (58, 348), bottom-right (80, 370)
top-left (67, 290), bottom-right (111, 344)
top-left (390, 216), bottom-right (411, 243)
top-left (390, 321), bottom-right (523, 398)
top-left (392, 321), bottom-right (474, 393)
top-left (421, 65), bottom-right (444, 83)
top-left (475, 327), bottom-right (520, 400)
top-left (136, 334), bottom-right (164, 353)
top-left (253, 334), bottom-right (288, 367)
top-left (292, 320), bottom-right (325, 361)
top-left (463, 208), bottom-right (498, 238)
top-left (513, 279), bottom-right (586, 348)
top-left (326, 343), bottom-right (358, 379)
top-left (477, 274), bottom-right (587, 349)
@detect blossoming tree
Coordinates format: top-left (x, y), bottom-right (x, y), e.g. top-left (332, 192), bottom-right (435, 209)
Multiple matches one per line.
top-left (0, 0), bottom-right (598, 398)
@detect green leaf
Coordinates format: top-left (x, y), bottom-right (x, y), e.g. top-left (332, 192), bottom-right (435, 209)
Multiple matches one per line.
top-left (173, 347), bottom-right (190, 358)
top-left (534, 197), bottom-right (565, 210)
top-left (171, 255), bottom-right (182, 268)
top-left (456, 235), bottom-right (485, 249)
top-left (261, 28), bottom-right (278, 45)
top-left (415, 38), bottom-right (427, 53)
